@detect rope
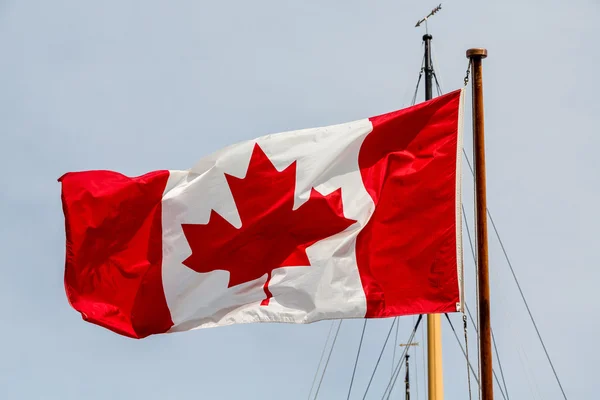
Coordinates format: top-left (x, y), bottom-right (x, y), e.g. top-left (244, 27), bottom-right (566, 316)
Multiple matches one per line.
top-left (383, 317), bottom-right (422, 400)
top-left (410, 54), bottom-right (426, 105)
top-left (463, 314), bottom-right (474, 400)
top-left (432, 71), bottom-right (443, 97)
top-left (492, 324), bottom-right (510, 399)
top-left (488, 209), bottom-right (568, 399)
top-left (463, 291), bottom-right (511, 398)
top-left (313, 320), bottom-right (343, 400)
top-left (392, 315), bottom-right (399, 377)
top-left (360, 318), bottom-right (398, 400)
top-left (346, 320), bottom-right (368, 400)
top-left (431, 41), bottom-right (446, 92)
top-left (463, 204), bottom-right (511, 399)
top-left (414, 315), bottom-right (421, 400)
top-left (307, 320), bottom-right (336, 399)
top-left (444, 313), bottom-right (481, 386)
top-left (462, 149), bottom-right (569, 400)
top-left (411, 69), bottom-right (424, 105)
top-left (444, 314), bottom-right (508, 400)
top-left (461, 203), bottom-right (482, 398)
top-left (380, 315), bottom-right (423, 400)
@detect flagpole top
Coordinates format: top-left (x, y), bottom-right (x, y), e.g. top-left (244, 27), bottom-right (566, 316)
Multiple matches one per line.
top-left (466, 48), bottom-right (488, 59)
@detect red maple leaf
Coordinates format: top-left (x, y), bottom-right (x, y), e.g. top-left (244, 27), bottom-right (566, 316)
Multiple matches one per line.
top-left (181, 143), bottom-right (356, 306)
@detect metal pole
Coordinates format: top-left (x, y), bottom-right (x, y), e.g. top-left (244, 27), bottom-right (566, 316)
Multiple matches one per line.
top-left (405, 354), bottom-right (411, 400)
top-left (424, 32), bottom-right (444, 400)
top-left (466, 47), bottom-right (493, 400)
top-left (424, 34), bottom-right (433, 101)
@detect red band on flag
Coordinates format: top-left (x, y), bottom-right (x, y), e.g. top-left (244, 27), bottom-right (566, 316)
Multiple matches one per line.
top-left (59, 170), bottom-right (173, 338)
top-left (357, 90), bottom-right (462, 317)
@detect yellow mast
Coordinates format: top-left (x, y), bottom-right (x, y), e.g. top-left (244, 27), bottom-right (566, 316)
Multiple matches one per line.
top-left (417, 6), bottom-right (444, 400)
top-left (427, 315), bottom-right (444, 400)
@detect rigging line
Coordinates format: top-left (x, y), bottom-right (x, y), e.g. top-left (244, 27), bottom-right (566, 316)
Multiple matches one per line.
top-left (432, 71), bottom-right (443, 97)
top-left (413, 316), bottom-right (420, 400)
top-left (489, 205), bottom-right (568, 399)
top-left (307, 320), bottom-right (336, 399)
top-left (517, 346), bottom-right (541, 400)
top-left (462, 189), bottom-right (482, 400)
top-left (380, 315), bottom-right (423, 400)
top-left (411, 69), bottom-right (424, 105)
top-left (383, 318), bottom-right (421, 400)
top-left (430, 40), bottom-right (445, 93)
top-left (313, 319), bottom-right (343, 400)
top-left (463, 203), bottom-right (511, 399)
top-left (492, 324), bottom-right (510, 399)
top-left (360, 317), bottom-right (398, 400)
top-left (462, 314), bottom-right (474, 400)
top-left (401, 41), bottom-right (425, 108)
top-left (347, 320), bottom-right (368, 400)
top-left (444, 314), bottom-right (508, 400)
top-left (444, 313), bottom-right (481, 386)
top-left (461, 204), bottom-right (481, 384)
top-left (444, 313), bottom-right (478, 400)
top-left (461, 148), bottom-right (569, 400)
top-left (463, 292), bottom-right (511, 398)
top-left (392, 315), bottom-right (400, 377)
top-left (410, 53), bottom-right (426, 105)
top-left (519, 343), bottom-right (544, 400)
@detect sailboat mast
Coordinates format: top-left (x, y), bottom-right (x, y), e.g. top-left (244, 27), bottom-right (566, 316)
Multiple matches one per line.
top-left (405, 354), bottom-right (411, 400)
top-left (423, 32), bottom-right (444, 400)
top-left (424, 34), bottom-right (434, 100)
top-left (466, 47), bottom-right (494, 400)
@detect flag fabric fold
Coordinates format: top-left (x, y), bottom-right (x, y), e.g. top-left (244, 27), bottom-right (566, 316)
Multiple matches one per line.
top-left (59, 89), bottom-right (464, 338)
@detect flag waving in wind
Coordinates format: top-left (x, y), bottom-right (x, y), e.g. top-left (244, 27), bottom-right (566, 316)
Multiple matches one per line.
top-left (59, 89), bottom-right (464, 339)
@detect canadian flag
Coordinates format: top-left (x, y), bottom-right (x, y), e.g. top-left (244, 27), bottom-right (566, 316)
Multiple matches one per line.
top-left (59, 89), bottom-right (464, 339)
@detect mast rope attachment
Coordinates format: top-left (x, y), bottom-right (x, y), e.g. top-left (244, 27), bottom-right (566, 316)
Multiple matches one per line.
top-left (464, 61), bottom-right (471, 86)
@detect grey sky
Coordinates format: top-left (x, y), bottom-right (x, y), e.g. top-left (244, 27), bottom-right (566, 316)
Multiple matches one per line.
top-left (1, 0), bottom-right (598, 399)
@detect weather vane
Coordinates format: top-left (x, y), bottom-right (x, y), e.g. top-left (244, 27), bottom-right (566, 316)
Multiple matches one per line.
top-left (415, 4), bottom-right (442, 32)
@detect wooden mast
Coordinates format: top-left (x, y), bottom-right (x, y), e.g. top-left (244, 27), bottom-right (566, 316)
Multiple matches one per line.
top-left (466, 47), bottom-right (494, 400)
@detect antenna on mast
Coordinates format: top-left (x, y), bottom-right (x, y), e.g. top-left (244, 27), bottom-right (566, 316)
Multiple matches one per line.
top-left (415, 4), bottom-right (442, 34)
